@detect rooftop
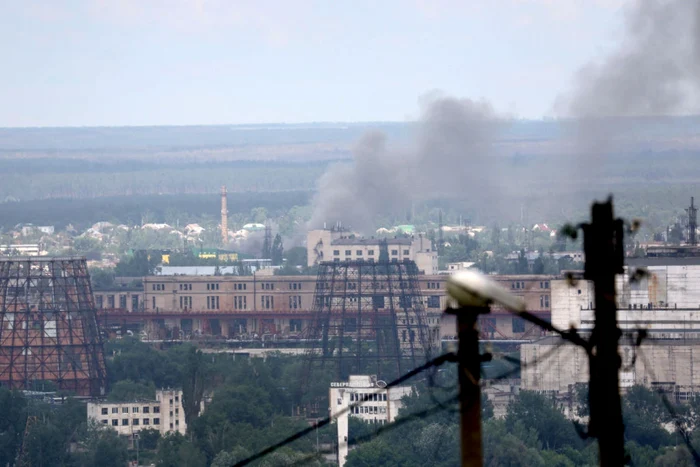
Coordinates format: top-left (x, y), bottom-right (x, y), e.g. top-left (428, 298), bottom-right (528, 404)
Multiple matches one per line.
top-left (331, 237), bottom-right (413, 246)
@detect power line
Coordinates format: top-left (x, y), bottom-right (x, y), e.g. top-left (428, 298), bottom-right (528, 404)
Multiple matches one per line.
top-left (231, 352), bottom-right (457, 467)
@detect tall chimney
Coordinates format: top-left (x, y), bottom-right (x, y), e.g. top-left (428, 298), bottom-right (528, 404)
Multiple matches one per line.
top-left (221, 186), bottom-right (228, 246)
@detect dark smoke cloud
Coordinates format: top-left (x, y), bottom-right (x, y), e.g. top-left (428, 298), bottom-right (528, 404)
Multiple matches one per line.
top-left (560, 0), bottom-right (700, 118)
top-left (309, 97), bottom-right (504, 232)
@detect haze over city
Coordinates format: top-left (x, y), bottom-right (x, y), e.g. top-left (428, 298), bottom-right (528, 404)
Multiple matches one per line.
top-left (2, 1), bottom-right (700, 466)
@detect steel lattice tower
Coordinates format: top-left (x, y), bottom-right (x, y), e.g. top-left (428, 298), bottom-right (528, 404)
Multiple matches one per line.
top-left (0, 257), bottom-right (107, 396)
top-left (304, 259), bottom-right (434, 383)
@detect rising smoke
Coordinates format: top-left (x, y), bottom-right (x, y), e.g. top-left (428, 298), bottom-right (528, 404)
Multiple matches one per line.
top-left (311, 0), bottom-right (700, 231)
top-left (560, 0), bottom-right (700, 119)
top-left (309, 97), bottom-right (504, 232)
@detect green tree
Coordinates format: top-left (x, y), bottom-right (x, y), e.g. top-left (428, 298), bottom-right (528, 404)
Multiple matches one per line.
top-left (107, 380), bottom-right (156, 402)
top-left (77, 424), bottom-right (129, 467)
top-left (182, 347), bottom-right (206, 431)
top-left (271, 234), bottom-right (284, 266)
top-left (0, 388), bottom-right (27, 466)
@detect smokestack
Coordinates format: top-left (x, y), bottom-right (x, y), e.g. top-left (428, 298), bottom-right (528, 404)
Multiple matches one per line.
top-left (220, 186), bottom-right (228, 246)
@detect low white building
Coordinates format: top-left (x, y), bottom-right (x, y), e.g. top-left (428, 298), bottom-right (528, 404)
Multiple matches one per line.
top-left (329, 375), bottom-right (412, 467)
top-left (307, 229), bottom-right (438, 274)
top-left (87, 389), bottom-right (191, 437)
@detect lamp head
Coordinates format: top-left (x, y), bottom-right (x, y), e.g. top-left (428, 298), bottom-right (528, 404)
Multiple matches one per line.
top-left (446, 270), bottom-right (526, 312)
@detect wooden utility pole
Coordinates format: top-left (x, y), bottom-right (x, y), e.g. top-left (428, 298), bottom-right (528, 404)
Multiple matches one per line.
top-left (582, 198), bottom-right (626, 466)
top-left (453, 306), bottom-right (489, 467)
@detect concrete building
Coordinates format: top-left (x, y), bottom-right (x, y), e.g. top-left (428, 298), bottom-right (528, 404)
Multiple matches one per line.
top-left (0, 244), bottom-right (42, 256)
top-left (87, 389), bottom-right (190, 436)
top-left (93, 273), bottom-right (554, 343)
top-left (525, 257), bottom-right (700, 400)
top-left (329, 375), bottom-right (412, 467)
top-left (307, 229), bottom-right (438, 275)
top-left (521, 338), bottom-right (700, 402)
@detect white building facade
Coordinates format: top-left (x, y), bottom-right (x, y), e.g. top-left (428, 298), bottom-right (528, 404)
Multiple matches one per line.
top-left (87, 389), bottom-right (190, 437)
top-left (307, 229), bottom-right (437, 274)
top-left (329, 375), bottom-right (412, 467)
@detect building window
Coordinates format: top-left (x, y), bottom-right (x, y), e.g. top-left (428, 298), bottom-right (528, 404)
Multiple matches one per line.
top-left (333, 250), bottom-right (340, 255)
top-left (154, 418), bottom-right (160, 425)
top-left (101, 408), bottom-right (108, 415)
top-left (206, 283), bottom-right (220, 291)
top-left (391, 250), bottom-right (398, 255)
top-left (143, 407), bottom-right (150, 414)
top-left (207, 296), bottom-right (220, 310)
top-left (261, 295), bottom-right (274, 310)
top-left (152, 296), bottom-right (156, 310)
top-left (153, 407), bottom-right (160, 413)
top-left (133, 407), bottom-right (139, 413)
top-left (290, 319), bottom-right (302, 332)
top-left (112, 408), bottom-right (118, 414)
top-left (179, 296), bottom-right (192, 309)
top-left (132, 295), bottom-right (139, 312)
top-left (512, 318), bottom-right (526, 333)
top-left (95, 295), bottom-right (103, 309)
top-left (133, 419), bottom-right (139, 426)
top-left (234, 296), bottom-right (247, 310)
top-left (356, 250), bottom-right (363, 256)
top-left (112, 420), bottom-right (118, 426)
top-left (122, 407), bottom-right (129, 414)
top-left (427, 296), bottom-right (440, 309)
top-left (143, 418), bottom-right (150, 425)
top-left (107, 295), bottom-right (115, 308)
top-left (540, 295), bottom-right (550, 308)
top-left (175, 396), bottom-right (179, 402)
top-left (289, 295), bottom-right (302, 309)
top-left (368, 250), bottom-right (375, 256)
top-left (345, 250), bottom-right (351, 256)
top-left (403, 249), bottom-right (409, 255)
top-left (122, 419), bottom-right (128, 426)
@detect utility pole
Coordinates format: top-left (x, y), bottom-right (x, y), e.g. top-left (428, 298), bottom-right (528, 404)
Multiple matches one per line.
top-left (582, 198), bottom-right (625, 466)
top-left (450, 305), bottom-right (489, 467)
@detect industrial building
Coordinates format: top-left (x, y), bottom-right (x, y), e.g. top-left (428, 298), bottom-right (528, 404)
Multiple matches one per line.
top-left (521, 338), bottom-right (700, 402)
top-left (87, 389), bottom-right (191, 436)
top-left (306, 228), bottom-right (438, 275)
top-left (93, 273), bottom-right (555, 343)
top-left (525, 252), bottom-right (700, 400)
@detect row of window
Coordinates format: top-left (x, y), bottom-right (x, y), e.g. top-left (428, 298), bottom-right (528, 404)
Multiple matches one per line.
top-left (179, 296), bottom-right (192, 309)
top-left (351, 405), bottom-right (387, 415)
top-left (234, 296), bottom-right (247, 310)
top-left (289, 282), bottom-right (302, 290)
top-left (350, 392), bottom-right (388, 402)
top-left (261, 295), bottom-right (274, 309)
top-left (206, 296), bottom-right (220, 310)
top-left (152, 284), bottom-right (166, 291)
top-left (261, 282), bottom-right (274, 290)
top-left (179, 284), bottom-right (192, 291)
top-left (333, 249), bottom-right (410, 256)
top-left (206, 283), bottom-right (220, 291)
top-left (426, 282), bottom-right (441, 289)
top-left (289, 295), bottom-right (302, 309)
top-left (102, 418), bottom-right (162, 426)
top-left (95, 295), bottom-right (139, 311)
top-left (101, 406), bottom-right (160, 415)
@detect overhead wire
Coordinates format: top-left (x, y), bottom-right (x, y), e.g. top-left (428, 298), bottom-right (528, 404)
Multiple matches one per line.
top-left (231, 351), bottom-right (457, 467)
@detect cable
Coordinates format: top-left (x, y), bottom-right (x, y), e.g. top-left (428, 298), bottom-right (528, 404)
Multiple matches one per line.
top-left (231, 352), bottom-right (457, 467)
top-left (636, 347), bottom-right (700, 466)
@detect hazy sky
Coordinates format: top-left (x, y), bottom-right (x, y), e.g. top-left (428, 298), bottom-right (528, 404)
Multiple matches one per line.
top-left (1, 0), bottom-right (629, 127)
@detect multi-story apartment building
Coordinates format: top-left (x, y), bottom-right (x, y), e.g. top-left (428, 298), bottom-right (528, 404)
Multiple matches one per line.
top-left (330, 375), bottom-right (412, 467)
top-left (86, 389), bottom-right (190, 437)
top-left (307, 229), bottom-right (438, 275)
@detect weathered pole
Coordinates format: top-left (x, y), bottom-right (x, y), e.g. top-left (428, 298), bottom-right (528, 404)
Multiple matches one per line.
top-left (454, 306), bottom-right (488, 467)
top-left (582, 198), bottom-right (626, 466)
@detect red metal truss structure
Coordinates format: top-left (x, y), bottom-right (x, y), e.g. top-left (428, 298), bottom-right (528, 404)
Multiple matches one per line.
top-left (304, 259), bottom-right (435, 382)
top-left (0, 257), bottom-right (107, 396)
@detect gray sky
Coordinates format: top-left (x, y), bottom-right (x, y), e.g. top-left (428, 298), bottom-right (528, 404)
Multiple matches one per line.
top-left (1, 0), bottom-right (629, 127)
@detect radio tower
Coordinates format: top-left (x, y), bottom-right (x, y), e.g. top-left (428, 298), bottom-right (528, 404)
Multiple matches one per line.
top-left (220, 186), bottom-right (228, 246)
